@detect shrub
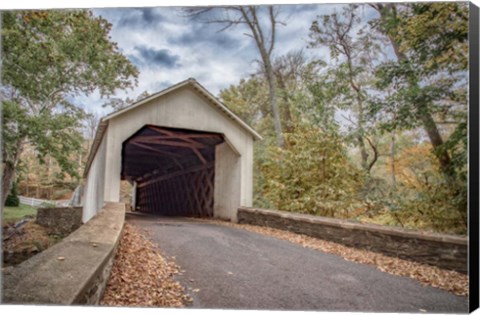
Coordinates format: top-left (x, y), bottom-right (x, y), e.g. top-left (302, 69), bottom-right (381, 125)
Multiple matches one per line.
top-left (257, 125), bottom-right (365, 218)
top-left (5, 182), bottom-right (20, 207)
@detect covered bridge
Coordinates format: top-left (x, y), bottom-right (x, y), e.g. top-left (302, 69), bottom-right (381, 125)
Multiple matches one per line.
top-left (81, 78), bottom-right (261, 223)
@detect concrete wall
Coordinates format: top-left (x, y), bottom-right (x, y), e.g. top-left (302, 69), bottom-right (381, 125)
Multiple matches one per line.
top-left (83, 133), bottom-right (107, 222)
top-left (36, 207), bottom-right (82, 236)
top-left (238, 207), bottom-right (468, 274)
top-left (2, 203), bottom-right (125, 305)
top-left (103, 85), bottom-right (254, 219)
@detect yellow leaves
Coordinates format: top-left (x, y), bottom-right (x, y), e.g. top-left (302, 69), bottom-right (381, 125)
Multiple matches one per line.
top-left (259, 124), bottom-right (364, 216)
top-left (392, 143), bottom-right (438, 189)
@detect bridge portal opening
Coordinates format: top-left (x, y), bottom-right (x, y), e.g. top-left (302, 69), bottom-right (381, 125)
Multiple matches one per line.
top-left (121, 125), bottom-right (224, 217)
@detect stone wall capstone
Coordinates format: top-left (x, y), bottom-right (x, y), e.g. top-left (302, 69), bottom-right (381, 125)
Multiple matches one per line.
top-left (237, 207), bottom-right (468, 274)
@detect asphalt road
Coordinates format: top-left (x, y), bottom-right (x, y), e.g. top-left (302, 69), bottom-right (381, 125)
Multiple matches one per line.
top-left (127, 213), bottom-right (468, 312)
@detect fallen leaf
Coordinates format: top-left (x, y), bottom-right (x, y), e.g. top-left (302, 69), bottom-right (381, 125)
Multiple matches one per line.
top-left (100, 223), bottom-right (189, 307)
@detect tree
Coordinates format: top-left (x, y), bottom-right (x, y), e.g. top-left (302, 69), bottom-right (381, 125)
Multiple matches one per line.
top-left (103, 90), bottom-right (150, 110)
top-left (363, 3), bottom-right (468, 229)
top-left (270, 50), bottom-right (323, 133)
top-left (184, 5), bottom-right (286, 147)
top-left (368, 3), bottom-right (468, 182)
top-left (309, 5), bottom-right (382, 172)
top-left (1, 10), bottom-right (139, 206)
top-left (84, 112), bottom-right (101, 142)
top-left (220, 76), bottom-right (269, 129)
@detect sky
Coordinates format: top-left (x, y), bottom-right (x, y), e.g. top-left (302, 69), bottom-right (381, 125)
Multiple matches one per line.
top-left (1, 0), bottom-right (475, 120)
top-left (75, 3), bottom-right (362, 116)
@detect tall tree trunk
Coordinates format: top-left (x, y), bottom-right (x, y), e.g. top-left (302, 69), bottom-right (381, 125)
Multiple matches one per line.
top-left (2, 163), bottom-right (16, 207)
top-left (390, 132), bottom-right (397, 188)
top-left (264, 59), bottom-right (285, 147)
top-left (240, 6), bottom-right (285, 148)
top-left (346, 53), bottom-right (370, 172)
top-left (419, 106), bottom-right (455, 178)
top-left (356, 96), bottom-right (369, 171)
top-left (2, 139), bottom-right (24, 207)
top-left (187, 6), bottom-right (285, 147)
top-left (374, 3), bottom-right (455, 181)
top-left (275, 75), bottom-right (295, 133)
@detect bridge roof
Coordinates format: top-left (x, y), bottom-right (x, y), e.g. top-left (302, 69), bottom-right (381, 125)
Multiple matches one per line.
top-left (83, 78), bottom-right (261, 178)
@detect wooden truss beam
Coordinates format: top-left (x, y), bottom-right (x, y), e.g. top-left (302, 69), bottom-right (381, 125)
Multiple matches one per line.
top-left (147, 126), bottom-right (213, 165)
top-left (137, 161), bottom-right (214, 188)
top-left (129, 142), bottom-right (182, 158)
top-left (132, 138), bottom-right (208, 149)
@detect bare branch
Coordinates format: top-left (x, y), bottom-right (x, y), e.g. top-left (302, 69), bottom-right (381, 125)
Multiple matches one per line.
top-left (365, 136), bottom-right (379, 172)
top-left (268, 6), bottom-right (276, 56)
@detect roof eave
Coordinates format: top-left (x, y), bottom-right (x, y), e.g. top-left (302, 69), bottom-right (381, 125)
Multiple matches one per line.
top-left (83, 119), bottom-right (108, 178)
top-left (102, 78), bottom-right (263, 141)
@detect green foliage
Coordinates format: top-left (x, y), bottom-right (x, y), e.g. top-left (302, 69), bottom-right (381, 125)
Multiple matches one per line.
top-left (220, 77), bottom-right (269, 128)
top-left (220, 76), bottom-right (277, 143)
top-left (309, 5), bottom-right (384, 173)
top-left (2, 100), bottom-right (27, 163)
top-left (5, 195), bottom-right (20, 207)
top-left (365, 180), bottom-right (467, 235)
top-left (368, 3), bottom-right (468, 177)
top-left (258, 125), bottom-right (365, 217)
top-left (5, 183), bottom-right (20, 207)
top-left (395, 3), bottom-right (468, 74)
top-left (2, 10), bottom-right (138, 102)
top-left (1, 9), bottom-right (138, 195)
top-left (359, 144), bottom-right (467, 234)
top-left (221, 4), bottom-right (469, 235)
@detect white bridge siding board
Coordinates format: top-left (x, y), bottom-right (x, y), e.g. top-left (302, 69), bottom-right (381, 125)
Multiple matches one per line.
top-left (83, 80), bottom-right (257, 222)
top-left (214, 142), bottom-right (241, 221)
top-left (83, 132), bottom-right (107, 222)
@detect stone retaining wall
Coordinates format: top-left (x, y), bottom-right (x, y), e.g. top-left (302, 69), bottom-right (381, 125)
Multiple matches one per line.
top-left (36, 207), bottom-right (83, 236)
top-left (2, 202), bottom-right (125, 305)
top-left (238, 207), bottom-right (468, 274)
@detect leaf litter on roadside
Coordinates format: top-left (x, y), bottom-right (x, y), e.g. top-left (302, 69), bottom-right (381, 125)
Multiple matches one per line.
top-left (101, 223), bottom-right (191, 307)
top-left (202, 219), bottom-right (468, 297)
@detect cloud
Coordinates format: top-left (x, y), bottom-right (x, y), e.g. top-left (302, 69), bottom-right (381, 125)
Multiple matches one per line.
top-left (116, 7), bottom-right (163, 28)
top-left (167, 26), bottom-right (238, 50)
top-left (89, 3), bottom-right (354, 115)
top-left (131, 45), bottom-right (181, 69)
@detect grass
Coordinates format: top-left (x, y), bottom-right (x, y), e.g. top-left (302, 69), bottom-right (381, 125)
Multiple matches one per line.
top-left (3, 204), bottom-right (37, 224)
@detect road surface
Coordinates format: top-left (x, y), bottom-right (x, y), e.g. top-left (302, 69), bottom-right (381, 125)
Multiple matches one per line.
top-left (127, 213), bottom-right (468, 312)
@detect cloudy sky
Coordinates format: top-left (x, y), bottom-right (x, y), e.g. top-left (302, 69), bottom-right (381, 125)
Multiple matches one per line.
top-left (73, 3), bottom-right (376, 116)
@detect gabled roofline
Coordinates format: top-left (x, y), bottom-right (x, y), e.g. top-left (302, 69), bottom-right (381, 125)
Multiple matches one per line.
top-left (83, 78), bottom-right (262, 178)
top-left (102, 78), bottom-right (262, 140)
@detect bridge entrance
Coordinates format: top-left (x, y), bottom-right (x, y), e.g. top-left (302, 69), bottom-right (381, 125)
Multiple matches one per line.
top-left (121, 125), bottom-right (224, 217)
top-left (82, 79), bottom-right (260, 223)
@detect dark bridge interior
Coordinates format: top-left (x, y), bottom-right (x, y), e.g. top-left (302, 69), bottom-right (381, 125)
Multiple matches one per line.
top-left (121, 125), bottom-right (224, 217)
